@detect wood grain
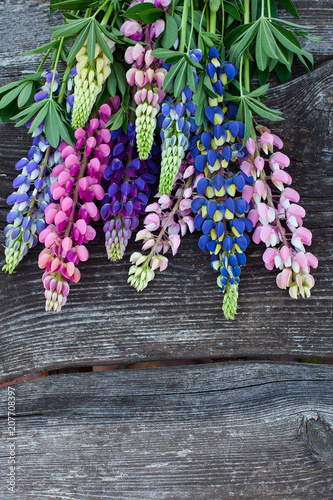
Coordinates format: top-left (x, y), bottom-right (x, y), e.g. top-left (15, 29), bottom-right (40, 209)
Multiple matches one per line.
top-left (0, 0), bottom-right (333, 381)
top-left (1, 362), bottom-right (333, 499)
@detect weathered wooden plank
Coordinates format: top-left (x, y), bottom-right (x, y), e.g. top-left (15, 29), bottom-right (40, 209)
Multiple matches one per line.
top-left (0, 0), bottom-right (332, 380)
top-left (0, 362), bottom-right (333, 499)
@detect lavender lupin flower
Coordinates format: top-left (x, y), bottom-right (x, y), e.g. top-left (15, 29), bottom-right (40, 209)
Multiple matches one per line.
top-left (101, 121), bottom-right (158, 261)
top-left (2, 134), bottom-right (60, 273)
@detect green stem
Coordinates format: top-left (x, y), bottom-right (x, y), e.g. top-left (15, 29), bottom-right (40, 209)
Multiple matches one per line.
top-left (261, 0), bottom-right (265, 17)
top-left (199, 0), bottom-right (208, 34)
top-left (210, 10), bottom-right (217, 34)
top-left (49, 38), bottom-right (65, 100)
top-left (93, 0), bottom-right (110, 19)
top-left (187, 0), bottom-right (195, 50)
top-left (37, 48), bottom-right (52, 73)
top-left (101, 2), bottom-right (113, 26)
top-left (243, 0), bottom-right (250, 92)
top-left (267, 0), bottom-right (271, 17)
top-left (221, 0), bottom-right (225, 38)
top-left (179, 0), bottom-right (189, 52)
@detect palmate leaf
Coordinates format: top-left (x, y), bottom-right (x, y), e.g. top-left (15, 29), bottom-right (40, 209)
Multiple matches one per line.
top-left (229, 21), bottom-right (260, 64)
top-left (17, 82), bottom-right (34, 108)
top-left (112, 60), bottom-right (127, 95)
top-left (95, 28), bottom-right (115, 62)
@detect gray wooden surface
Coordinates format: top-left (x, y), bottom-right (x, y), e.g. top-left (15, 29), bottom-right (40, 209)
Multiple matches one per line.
top-left (0, 0), bottom-right (333, 382)
top-left (1, 362), bottom-right (333, 499)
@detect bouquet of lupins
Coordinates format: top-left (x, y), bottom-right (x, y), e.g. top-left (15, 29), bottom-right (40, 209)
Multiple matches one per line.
top-left (1, 0), bottom-right (320, 318)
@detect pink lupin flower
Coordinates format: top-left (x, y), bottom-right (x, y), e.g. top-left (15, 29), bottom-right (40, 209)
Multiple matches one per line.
top-left (38, 104), bottom-right (116, 312)
top-left (128, 156), bottom-right (196, 291)
top-left (239, 125), bottom-right (318, 299)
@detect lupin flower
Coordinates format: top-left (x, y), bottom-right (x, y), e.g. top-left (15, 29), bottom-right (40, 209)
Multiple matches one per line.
top-left (2, 134), bottom-right (60, 273)
top-left (121, 5), bottom-right (167, 159)
top-left (157, 51), bottom-right (201, 195)
top-left (38, 104), bottom-right (112, 312)
top-left (71, 36), bottom-right (115, 129)
top-left (128, 156), bottom-right (196, 291)
top-left (101, 119), bottom-right (158, 261)
top-left (240, 126), bottom-right (318, 299)
top-left (191, 47), bottom-right (251, 319)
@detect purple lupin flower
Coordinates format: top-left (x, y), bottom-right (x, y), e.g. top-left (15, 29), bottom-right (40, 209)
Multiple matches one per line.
top-left (101, 122), bottom-right (158, 261)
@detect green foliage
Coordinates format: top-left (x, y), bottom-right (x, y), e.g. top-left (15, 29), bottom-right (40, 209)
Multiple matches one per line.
top-left (121, 3), bottom-right (164, 24)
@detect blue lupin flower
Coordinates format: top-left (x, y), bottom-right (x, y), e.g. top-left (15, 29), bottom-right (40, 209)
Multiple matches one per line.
top-left (191, 47), bottom-right (254, 319)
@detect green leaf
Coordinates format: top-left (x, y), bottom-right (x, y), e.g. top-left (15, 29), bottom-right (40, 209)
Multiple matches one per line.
top-left (162, 58), bottom-right (184, 91)
top-left (224, 24), bottom-right (251, 48)
top-left (270, 23), bottom-right (313, 63)
top-left (57, 116), bottom-right (74, 145)
top-left (275, 62), bottom-right (292, 83)
top-left (187, 64), bottom-right (196, 93)
top-left (28, 101), bottom-right (51, 134)
top-left (257, 67), bottom-right (269, 86)
top-left (224, 1), bottom-right (241, 21)
top-left (185, 53), bottom-right (202, 69)
top-left (268, 18), bottom-right (314, 30)
top-left (161, 12), bottom-right (178, 49)
top-left (87, 20), bottom-right (96, 64)
top-left (256, 23), bottom-right (269, 71)
top-left (203, 75), bottom-right (218, 98)
top-left (121, 4), bottom-right (164, 24)
top-left (200, 32), bottom-right (214, 48)
top-left (152, 48), bottom-right (186, 60)
top-left (95, 27), bottom-right (114, 62)
top-left (112, 60), bottom-right (127, 96)
top-left (107, 72), bottom-right (117, 97)
top-left (99, 24), bottom-right (118, 43)
top-left (106, 108), bottom-right (124, 130)
top-left (11, 100), bottom-right (45, 122)
top-left (173, 61), bottom-right (187, 98)
top-left (23, 40), bottom-right (58, 56)
top-left (293, 31), bottom-right (322, 42)
top-left (51, 0), bottom-right (97, 10)
top-left (51, 19), bottom-right (89, 38)
top-left (260, 19), bottom-right (278, 60)
top-left (44, 102), bottom-right (60, 148)
top-left (0, 80), bottom-right (24, 96)
top-left (229, 21), bottom-right (260, 64)
top-left (1, 102), bottom-right (19, 124)
top-left (247, 97), bottom-right (284, 121)
top-left (275, 0), bottom-right (299, 18)
top-left (17, 82), bottom-right (34, 108)
top-left (0, 84), bottom-right (25, 109)
top-left (23, 72), bottom-right (43, 82)
top-left (67, 23), bottom-right (91, 63)
top-left (247, 83), bottom-right (270, 98)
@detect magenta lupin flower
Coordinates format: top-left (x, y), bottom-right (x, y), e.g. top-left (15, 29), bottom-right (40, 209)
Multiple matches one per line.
top-left (240, 126), bottom-right (318, 299)
top-left (38, 104), bottom-right (113, 312)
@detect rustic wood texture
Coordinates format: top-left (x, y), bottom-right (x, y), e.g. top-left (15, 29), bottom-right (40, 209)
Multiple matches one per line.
top-left (0, 0), bottom-right (333, 382)
top-left (1, 362), bottom-right (333, 499)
